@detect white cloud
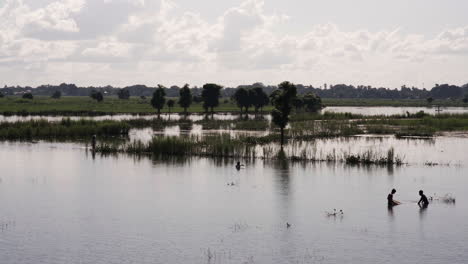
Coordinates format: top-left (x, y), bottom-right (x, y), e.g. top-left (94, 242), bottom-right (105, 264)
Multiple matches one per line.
top-left (0, 0), bottom-right (467, 87)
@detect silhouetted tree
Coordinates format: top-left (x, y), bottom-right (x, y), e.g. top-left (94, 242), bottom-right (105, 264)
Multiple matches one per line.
top-left (251, 87), bottom-right (269, 113)
top-left (463, 96), bottom-right (468, 104)
top-left (167, 99), bottom-right (175, 113)
top-left (292, 97), bottom-right (304, 112)
top-left (90, 90), bottom-right (103, 102)
top-left (22, 93), bottom-right (33, 100)
top-left (303, 93), bottom-right (323, 112)
top-left (117, 89), bottom-right (130, 99)
top-left (178, 84), bottom-right (192, 114)
top-left (95, 92), bottom-right (103, 102)
top-left (233, 87), bottom-right (251, 113)
top-left (193, 96), bottom-right (203, 103)
top-left (51, 91), bottom-right (61, 99)
top-left (201, 83), bottom-right (222, 114)
top-left (426, 97), bottom-right (433, 104)
top-left (151, 85), bottom-right (166, 115)
top-left (0, 92), bottom-right (4, 98)
top-left (270, 81), bottom-right (297, 147)
top-left (430, 84), bottom-right (462, 99)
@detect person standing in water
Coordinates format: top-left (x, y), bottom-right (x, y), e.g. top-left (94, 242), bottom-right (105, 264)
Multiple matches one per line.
top-left (418, 190), bottom-right (429, 208)
top-left (235, 161), bottom-right (243, 170)
top-left (387, 189), bottom-right (400, 207)
top-left (91, 135), bottom-right (97, 151)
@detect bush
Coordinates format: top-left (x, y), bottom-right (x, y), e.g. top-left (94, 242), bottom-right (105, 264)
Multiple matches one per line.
top-left (51, 91), bottom-right (61, 99)
top-left (22, 93), bottom-right (33, 99)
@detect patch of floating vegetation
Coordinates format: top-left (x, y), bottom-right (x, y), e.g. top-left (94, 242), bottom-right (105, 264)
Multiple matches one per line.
top-left (94, 134), bottom-right (405, 166)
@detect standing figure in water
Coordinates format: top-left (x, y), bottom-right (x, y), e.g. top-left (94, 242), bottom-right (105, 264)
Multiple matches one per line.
top-left (387, 189), bottom-right (400, 207)
top-left (91, 135), bottom-right (97, 151)
top-left (418, 190), bottom-right (429, 208)
top-left (235, 161), bottom-right (244, 170)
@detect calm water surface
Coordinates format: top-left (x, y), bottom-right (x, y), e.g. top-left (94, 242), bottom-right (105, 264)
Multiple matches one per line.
top-left (1, 106), bottom-right (468, 122)
top-left (0, 142), bottom-right (467, 264)
top-left (324, 106), bottom-right (468, 116)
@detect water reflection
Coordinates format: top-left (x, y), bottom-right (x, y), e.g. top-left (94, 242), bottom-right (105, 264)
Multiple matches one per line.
top-left (325, 106), bottom-right (468, 116)
top-left (273, 149), bottom-right (291, 197)
top-left (1, 141), bottom-right (468, 264)
top-left (0, 112), bottom-right (269, 123)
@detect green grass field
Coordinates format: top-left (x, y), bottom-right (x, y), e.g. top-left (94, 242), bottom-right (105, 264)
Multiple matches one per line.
top-left (0, 96), bottom-right (466, 115)
top-left (0, 96), bottom-right (250, 115)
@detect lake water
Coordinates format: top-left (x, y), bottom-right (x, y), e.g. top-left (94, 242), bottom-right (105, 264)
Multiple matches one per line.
top-left (0, 141), bottom-right (467, 264)
top-left (1, 106), bottom-right (468, 123)
top-left (324, 106), bottom-right (468, 116)
top-left (0, 113), bottom-right (260, 123)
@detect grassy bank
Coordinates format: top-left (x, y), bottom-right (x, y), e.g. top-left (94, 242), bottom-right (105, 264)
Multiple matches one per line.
top-left (0, 96), bottom-right (466, 116)
top-left (357, 113), bottom-right (468, 137)
top-left (0, 119), bottom-right (130, 140)
top-left (0, 96), bottom-right (265, 115)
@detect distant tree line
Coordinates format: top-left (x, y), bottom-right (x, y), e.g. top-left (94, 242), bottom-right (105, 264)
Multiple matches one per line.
top-left (2, 82), bottom-right (468, 100)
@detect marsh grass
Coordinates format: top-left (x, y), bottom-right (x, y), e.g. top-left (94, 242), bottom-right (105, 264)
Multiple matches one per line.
top-left (95, 134), bottom-right (405, 166)
top-left (344, 148), bottom-right (403, 165)
top-left (0, 118), bottom-right (130, 140)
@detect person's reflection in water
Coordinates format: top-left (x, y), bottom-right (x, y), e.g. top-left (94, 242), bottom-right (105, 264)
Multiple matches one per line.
top-left (387, 205), bottom-right (395, 221)
top-left (419, 204), bottom-right (428, 220)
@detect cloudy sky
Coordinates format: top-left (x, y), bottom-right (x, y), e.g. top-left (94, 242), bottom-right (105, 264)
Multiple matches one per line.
top-left (1, 0), bottom-right (467, 88)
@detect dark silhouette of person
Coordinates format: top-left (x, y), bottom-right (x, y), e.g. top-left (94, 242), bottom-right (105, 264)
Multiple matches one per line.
top-left (387, 189), bottom-right (400, 207)
top-left (418, 190), bottom-right (429, 208)
top-left (91, 135), bottom-right (97, 151)
top-left (235, 161), bottom-right (243, 170)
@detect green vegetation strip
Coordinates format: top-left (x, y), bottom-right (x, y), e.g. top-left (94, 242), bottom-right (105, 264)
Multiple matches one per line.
top-left (0, 119), bottom-right (130, 140)
top-left (0, 96), bottom-right (467, 116)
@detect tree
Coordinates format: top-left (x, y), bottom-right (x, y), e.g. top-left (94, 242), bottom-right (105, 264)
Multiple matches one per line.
top-left (463, 96), bottom-right (468, 104)
top-left (270, 81), bottom-right (297, 147)
top-left (426, 97), bottom-right (433, 104)
top-left (251, 87), bottom-right (269, 113)
top-left (430, 84), bottom-right (462, 99)
top-left (201, 83), bottom-right (222, 114)
top-left (303, 93), bottom-right (323, 112)
top-left (95, 92), bottom-right (104, 102)
top-left (90, 90), bottom-right (103, 102)
top-left (51, 91), bottom-right (61, 99)
top-left (178, 84), bottom-right (192, 114)
top-left (193, 95), bottom-right (203, 103)
top-left (22, 93), bottom-right (33, 99)
top-left (232, 87), bottom-right (251, 113)
top-left (117, 89), bottom-right (130, 99)
top-left (0, 92), bottom-right (4, 98)
top-left (167, 99), bottom-right (175, 113)
top-left (151, 85), bottom-right (166, 115)
top-left (292, 97), bottom-right (304, 112)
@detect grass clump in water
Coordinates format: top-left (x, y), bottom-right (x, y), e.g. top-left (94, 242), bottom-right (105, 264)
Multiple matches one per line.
top-left (0, 118), bottom-right (130, 140)
top-left (345, 148), bottom-right (403, 165)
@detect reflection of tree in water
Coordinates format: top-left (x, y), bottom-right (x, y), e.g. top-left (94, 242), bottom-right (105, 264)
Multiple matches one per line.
top-left (178, 120), bottom-right (193, 133)
top-left (273, 148), bottom-right (291, 198)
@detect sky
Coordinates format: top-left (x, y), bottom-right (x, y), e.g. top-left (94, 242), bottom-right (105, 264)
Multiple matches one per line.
top-left (0, 0), bottom-right (467, 88)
